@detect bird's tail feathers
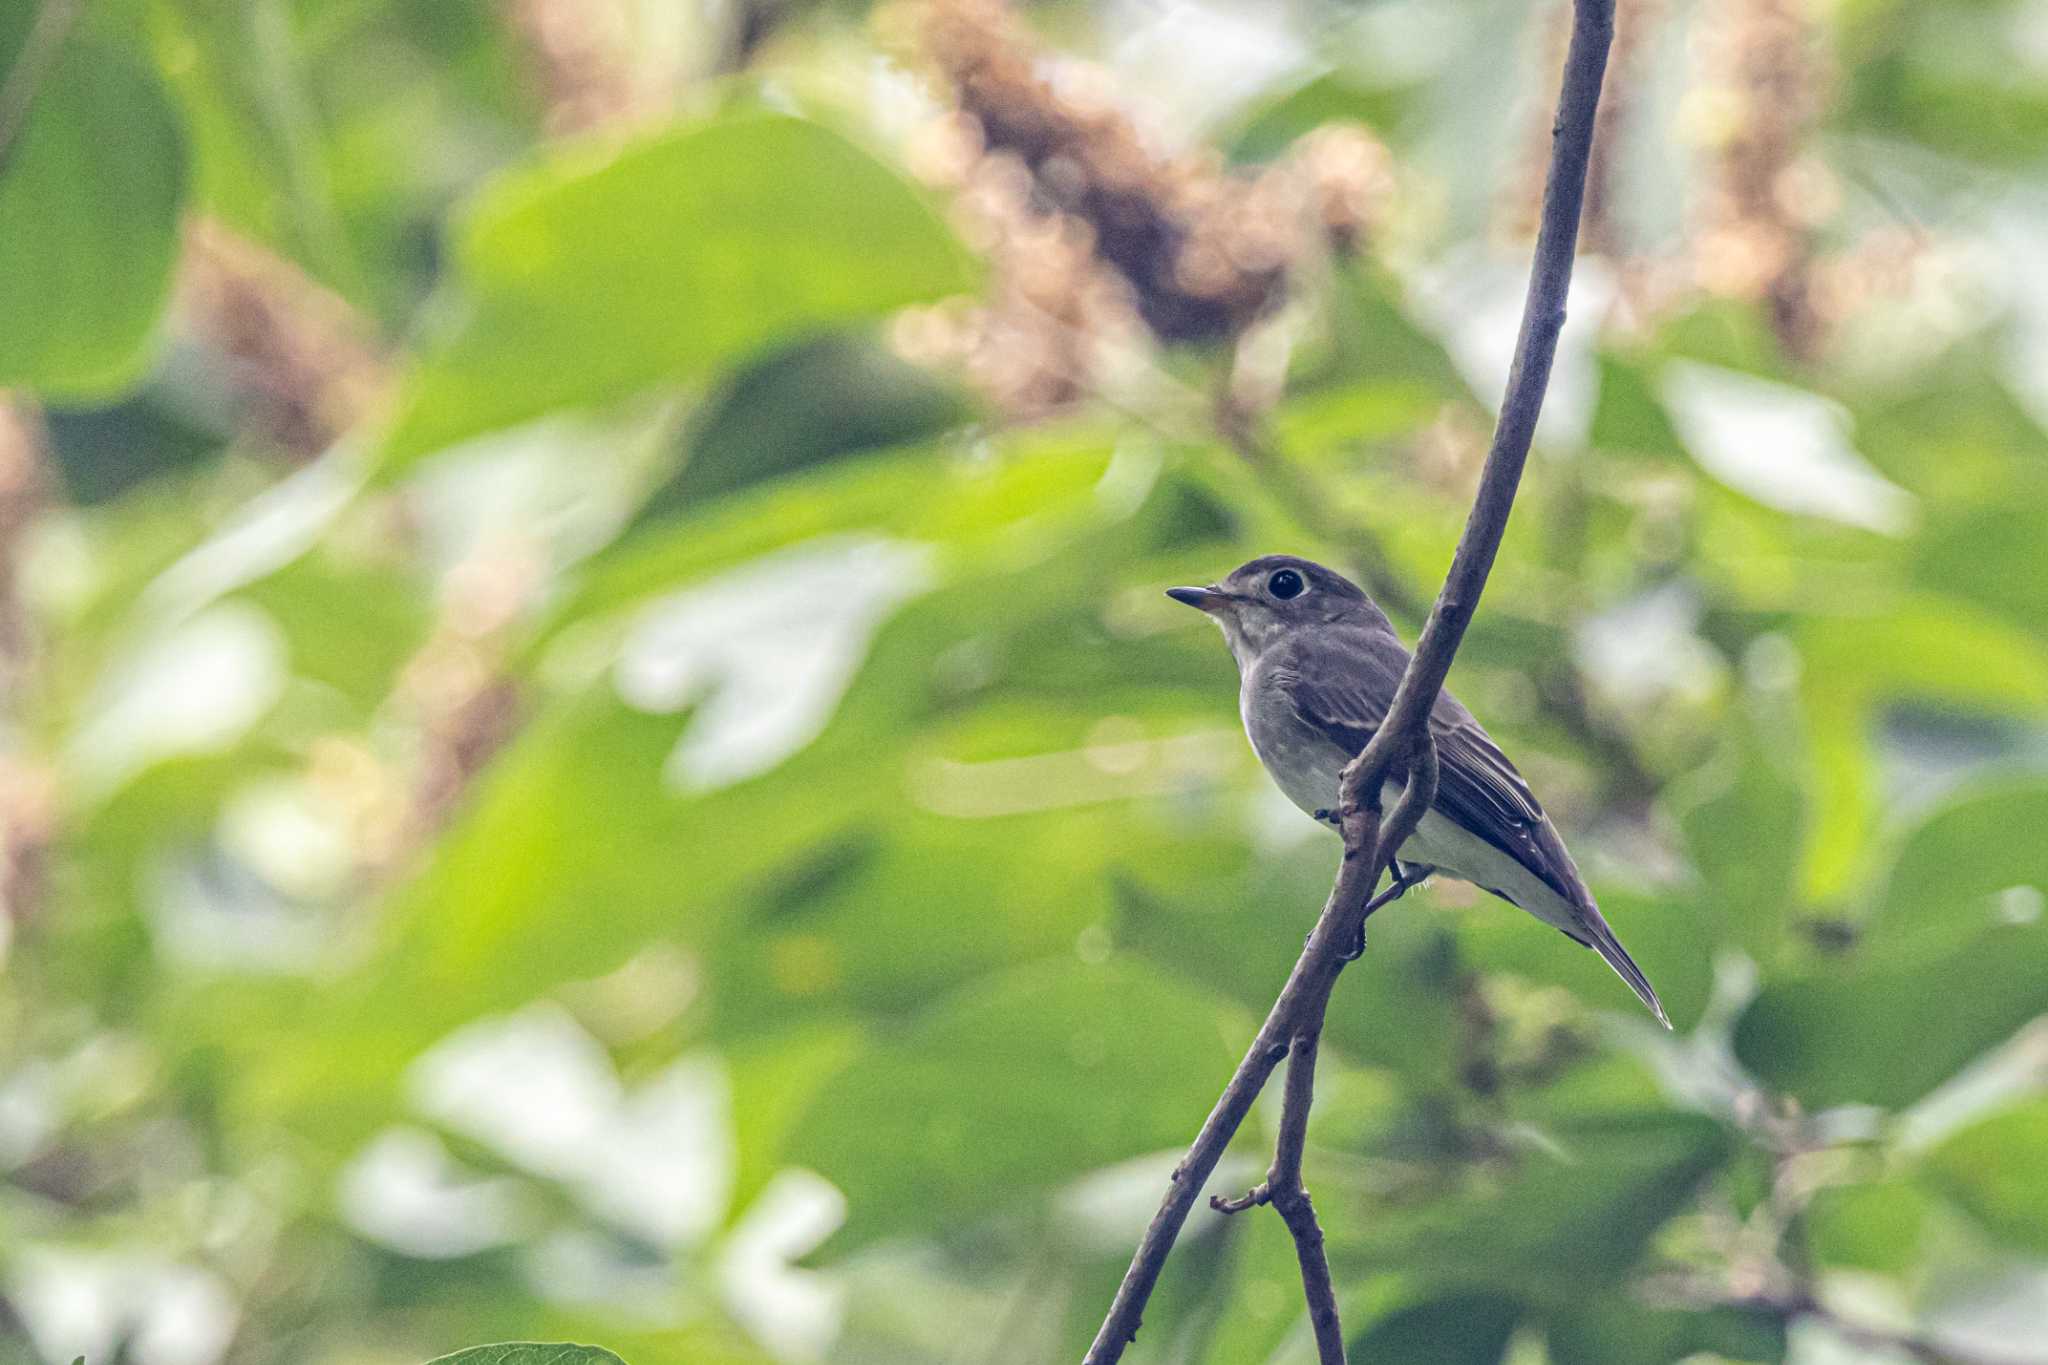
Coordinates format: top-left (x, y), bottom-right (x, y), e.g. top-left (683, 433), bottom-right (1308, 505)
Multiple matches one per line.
top-left (1576, 914), bottom-right (1669, 1029)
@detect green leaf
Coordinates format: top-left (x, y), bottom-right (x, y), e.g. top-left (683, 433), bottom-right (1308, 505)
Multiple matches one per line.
top-left (725, 1024), bottom-right (865, 1217)
top-left (1669, 692), bottom-right (1804, 958)
top-left (697, 809), bottom-right (1133, 1037)
top-left (1806, 1179), bottom-right (1931, 1275)
top-left (237, 552), bottom-right (434, 708)
top-left (1588, 351), bottom-right (1688, 460)
top-left (425, 1346), bottom-right (628, 1365)
top-left (1851, 355), bottom-right (2048, 502)
top-left (1732, 916), bottom-right (2048, 1110)
top-left (1290, 259), bottom-right (1473, 399)
top-left (1801, 596), bottom-right (2048, 712)
top-left (379, 115), bottom-right (974, 468)
top-left (1797, 596), bottom-right (2048, 899)
top-left (143, 0), bottom-right (362, 295)
top-left (1334, 1112), bottom-right (1731, 1294)
top-left (1546, 1301), bottom-right (1786, 1364)
top-left (639, 333), bottom-right (973, 515)
top-left (1923, 1098), bottom-right (2048, 1254)
top-left (785, 958), bottom-right (1249, 1253)
top-left (1843, 38), bottom-right (2048, 166)
top-left (1455, 886), bottom-right (1716, 1032)
top-left (1348, 1294), bottom-right (1522, 1365)
top-left (1916, 497), bottom-right (2048, 638)
top-left (1225, 71), bottom-right (1411, 164)
top-left (540, 428), bottom-right (1120, 645)
top-left (1869, 779), bottom-right (2048, 957)
top-left (0, 32), bottom-right (187, 397)
top-left (1118, 853), bottom-right (1466, 1089)
top-left (1194, 1211), bottom-right (1363, 1364)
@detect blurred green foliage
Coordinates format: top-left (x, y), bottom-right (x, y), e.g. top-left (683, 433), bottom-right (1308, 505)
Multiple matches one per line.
top-left (3, 1), bottom-right (2048, 1364)
top-left (426, 1348), bottom-right (626, 1365)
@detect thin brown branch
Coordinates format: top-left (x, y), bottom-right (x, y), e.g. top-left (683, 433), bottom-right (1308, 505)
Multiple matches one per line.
top-left (1206, 1025), bottom-right (1351, 1365)
top-left (1081, 785), bottom-right (1386, 1364)
top-left (1081, 2), bottom-right (1614, 1359)
top-left (1264, 1034), bottom-right (1344, 1363)
top-left (1362, 5), bottom-right (1613, 766)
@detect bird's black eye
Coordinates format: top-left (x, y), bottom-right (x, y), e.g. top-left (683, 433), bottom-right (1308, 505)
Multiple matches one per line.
top-left (1268, 568), bottom-right (1305, 600)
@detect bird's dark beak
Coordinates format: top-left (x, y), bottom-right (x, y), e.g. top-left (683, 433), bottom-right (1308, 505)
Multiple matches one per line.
top-left (1167, 585), bottom-right (1228, 613)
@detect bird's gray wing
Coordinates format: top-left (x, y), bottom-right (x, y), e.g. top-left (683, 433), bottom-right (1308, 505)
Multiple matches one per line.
top-left (1275, 626), bottom-right (1584, 906)
top-left (1276, 624), bottom-right (1670, 1027)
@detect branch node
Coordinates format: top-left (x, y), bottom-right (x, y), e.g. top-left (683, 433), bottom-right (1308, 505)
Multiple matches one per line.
top-left (1209, 1185), bottom-right (1271, 1215)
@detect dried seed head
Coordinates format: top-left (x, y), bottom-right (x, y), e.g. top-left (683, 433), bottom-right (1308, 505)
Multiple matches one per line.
top-left (1688, 0), bottom-right (1830, 357)
top-left (176, 220), bottom-right (390, 459)
top-left (920, 0), bottom-right (1297, 347)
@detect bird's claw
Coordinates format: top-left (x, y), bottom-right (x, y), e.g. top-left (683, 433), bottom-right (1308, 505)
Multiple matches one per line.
top-left (1338, 922), bottom-right (1368, 961)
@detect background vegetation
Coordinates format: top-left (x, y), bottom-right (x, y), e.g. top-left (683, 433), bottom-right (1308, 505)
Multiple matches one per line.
top-left (3, 0), bottom-right (2047, 1361)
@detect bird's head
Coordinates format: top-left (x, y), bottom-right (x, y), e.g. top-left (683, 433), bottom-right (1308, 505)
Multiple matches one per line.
top-left (1167, 555), bottom-right (1384, 664)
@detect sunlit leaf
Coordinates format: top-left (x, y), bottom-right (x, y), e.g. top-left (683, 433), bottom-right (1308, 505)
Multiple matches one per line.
top-left (1807, 1179), bottom-right (1932, 1275)
top-left (540, 430), bottom-right (1122, 644)
top-left (0, 30), bottom-right (186, 397)
top-left (1923, 1098), bottom-right (2048, 1254)
top-left (379, 115), bottom-right (974, 467)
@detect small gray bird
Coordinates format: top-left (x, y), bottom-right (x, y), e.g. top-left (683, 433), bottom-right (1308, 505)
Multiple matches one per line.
top-left (1169, 554), bottom-right (1668, 1026)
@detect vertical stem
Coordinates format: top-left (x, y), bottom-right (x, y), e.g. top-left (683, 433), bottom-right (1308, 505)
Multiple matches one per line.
top-left (1267, 1032), bottom-right (1345, 1365)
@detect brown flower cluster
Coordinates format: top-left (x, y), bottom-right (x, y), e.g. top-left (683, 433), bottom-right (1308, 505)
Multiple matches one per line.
top-left (176, 219), bottom-right (390, 459)
top-left (1505, 0), bottom-right (1921, 359)
top-left (904, 0), bottom-right (1392, 415)
top-left (1501, 0), bottom-right (1672, 253)
top-left (1689, 0), bottom-right (1833, 357)
top-left (0, 399), bottom-right (49, 923)
top-left (0, 752), bottom-right (52, 925)
top-left (0, 400), bottom-right (46, 669)
top-left (504, 0), bottom-right (659, 135)
top-left (394, 542), bottom-right (540, 845)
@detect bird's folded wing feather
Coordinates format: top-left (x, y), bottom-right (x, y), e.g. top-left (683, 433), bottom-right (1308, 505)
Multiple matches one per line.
top-left (1274, 626), bottom-right (1587, 909)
